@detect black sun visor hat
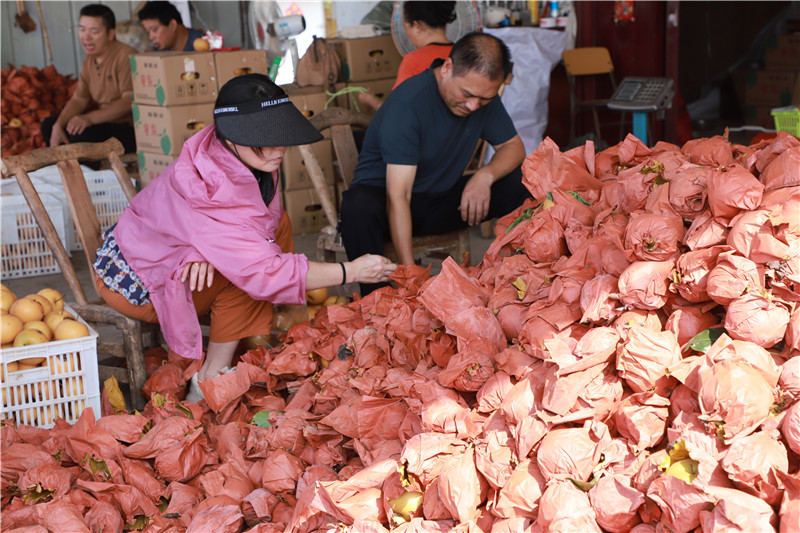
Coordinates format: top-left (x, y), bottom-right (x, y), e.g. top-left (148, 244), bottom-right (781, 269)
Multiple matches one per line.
top-left (214, 91), bottom-right (323, 148)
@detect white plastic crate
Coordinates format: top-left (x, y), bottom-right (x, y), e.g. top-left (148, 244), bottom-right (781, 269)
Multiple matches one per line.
top-left (1, 191), bottom-right (68, 279)
top-left (0, 305), bottom-right (101, 428)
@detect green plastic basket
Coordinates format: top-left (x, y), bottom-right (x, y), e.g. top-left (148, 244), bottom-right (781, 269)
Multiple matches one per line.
top-left (771, 106), bottom-right (800, 136)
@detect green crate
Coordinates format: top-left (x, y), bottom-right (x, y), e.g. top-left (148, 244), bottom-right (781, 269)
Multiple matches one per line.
top-left (771, 106), bottom-right (800, 136)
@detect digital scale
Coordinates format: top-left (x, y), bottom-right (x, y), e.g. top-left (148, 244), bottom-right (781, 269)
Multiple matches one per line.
top-left (607, 77), bottom-right (674, 145)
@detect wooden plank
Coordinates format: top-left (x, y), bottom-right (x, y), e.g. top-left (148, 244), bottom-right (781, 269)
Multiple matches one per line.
top-left (329, 124), bottom-right (358, 187)
top-left (298, 144), bottom-right (338, 227)
top-left (58, 159), bottom-right (103, 267)
top-left (5, 167), bottom-right (89, 305)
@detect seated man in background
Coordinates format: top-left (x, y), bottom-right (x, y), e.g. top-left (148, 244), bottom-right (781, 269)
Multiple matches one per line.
top-left (138, 1), bottom-right (203, 52)
top-left (41, 3), bottom-right (137, 153)
top-left (340, 32), bottom-right (529, 295)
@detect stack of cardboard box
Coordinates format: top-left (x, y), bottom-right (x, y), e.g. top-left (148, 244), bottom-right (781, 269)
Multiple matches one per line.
top-left (330, 35), bottom-right (402, 118)
top-left (743, 34), bottom-right (800, 128)
top-left (129, 50), bottom-right (270, 187)
top-left (277, 35), bottom-right (402, 235)
top-left (279, 85), bottom-right (341, 235)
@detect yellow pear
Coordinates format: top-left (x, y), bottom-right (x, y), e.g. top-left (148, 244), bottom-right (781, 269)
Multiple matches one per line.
top-left (9, 297), bottom-right (44, 323)
top-left (25, 294), bottom-right (52, 316)
top-left (13, 328), bottom-right (49, 348)
top-left (0, 289), bottom-right (17, 314)
top-left (23, 320), bottom-right (52, 341)
top-left (54, 319), bottom-right (90, 341)
top-left (44, 310), bottom-right (75, 333)
top-left (36, 288), bottom-right (64, 312)
top-left (1, 314), bottom-right (24, 344)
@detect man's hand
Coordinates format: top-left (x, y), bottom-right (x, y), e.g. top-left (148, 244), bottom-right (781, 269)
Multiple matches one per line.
top-left (66, 115), bottom-right (92, 136)
top-left (459, 169), bottom-right (494, 226)
top-left (49, 124), bottom-right (69, 146)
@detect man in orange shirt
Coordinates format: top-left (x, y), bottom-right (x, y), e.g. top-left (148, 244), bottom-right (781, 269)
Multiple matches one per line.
top-left (41, 4), bottom-right (137, 153)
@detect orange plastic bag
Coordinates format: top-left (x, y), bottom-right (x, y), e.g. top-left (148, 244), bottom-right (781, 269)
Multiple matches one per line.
top-left (617, 260), bottom-right (674, 310)
top-left (588, 475), bottom-right (645, 533)
top-left (682, 133), bottom-right (737, 167)
top-left (153, 426), bottom-right (210, 483)
top-left (665, 306), bottom-right (720, 346)
top-left (781, 401), bottom-right (800, 455)
top-left (536, 420), bottom-right (610, 482)
top-left (706, 250), bottom-right (765, 305)
top-left (760, 144), bottom-right (800, 191)
top-left (720, 429), bottom-right (788, 506)
top-left (492, 459), bottom-right (545, 519)
top-left (186, 504), bottom-right (244, 533)
top-left (723, 291), bottom-right (790, 348)
top-left (668, 165), bottom-right (711, 220)
top-left (84, 501), bottom-right (125, 533)
top-left (142, 361), bottom-right (186, 400)
top-left (684, 209), bottom-right (728, 251)
top-left (778, 469), bottom-right (800, 533)
top-left (727, 208), bottom-right (791, 263)
top-left (699, 486), bottom-right (778, 533)
top-left (614, 390), bottom-right (670, 451)
top-left (124, 416), bottom-right (199, 459)
top-left (697, 359), bottom-right (775, 443)
top-left (419, 257), bottom-right (488, 324)
top-left (580, 274), bottom-right (620, 324)
top-left (436, 447), bottom-right (483, 524)
top-left (616, 327), bottom-right (681, 394)
top-left (623, 209), bottom-right (685, 263)
top-left (780, 356), bottom-right (800, 401)
top-left (671, 245), bottom-right (727, 303)
top-left (533, 478), bottom-right (602, 532)
top-left (707, 164), bottom-right (764, 222)
top-left (95, 414), bottom-right (149, 444)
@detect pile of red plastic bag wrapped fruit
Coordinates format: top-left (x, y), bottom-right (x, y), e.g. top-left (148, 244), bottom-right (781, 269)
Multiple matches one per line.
top-left (2, 131), bottom-right (799, 533)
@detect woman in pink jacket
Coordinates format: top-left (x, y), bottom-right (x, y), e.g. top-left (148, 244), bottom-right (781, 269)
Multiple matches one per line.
top-left (93, 74), bottom-right (396, 402)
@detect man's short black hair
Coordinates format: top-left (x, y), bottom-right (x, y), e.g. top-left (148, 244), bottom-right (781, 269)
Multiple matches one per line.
top-left (450, 32), bottom-right (512, 81)
top-left (80, 3), bottom-right (116, 30)
top-left (138, 1), bottom-right (183, 26)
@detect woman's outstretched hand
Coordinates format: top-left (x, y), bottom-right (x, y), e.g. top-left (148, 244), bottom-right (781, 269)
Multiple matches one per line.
top-left (181, 261), bottom-right (215, 291)
top-left (349, 254), bottom-right (397, 284)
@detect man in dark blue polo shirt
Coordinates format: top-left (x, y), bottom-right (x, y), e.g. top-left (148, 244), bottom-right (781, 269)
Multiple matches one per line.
top-left (340, 32), bottom-right (529, 294)
top-left (138, 1), bottom-right (203, 52)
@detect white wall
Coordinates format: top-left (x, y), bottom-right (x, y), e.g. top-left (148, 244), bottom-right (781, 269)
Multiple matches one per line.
top-left (330, 0), bottom-right (379, 31)
top-left (0, 0), bottom-right (246, 78)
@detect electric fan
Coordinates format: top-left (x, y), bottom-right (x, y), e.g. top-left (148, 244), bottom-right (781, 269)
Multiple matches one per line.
top-left (390, 1), bottom-right (482, 56)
